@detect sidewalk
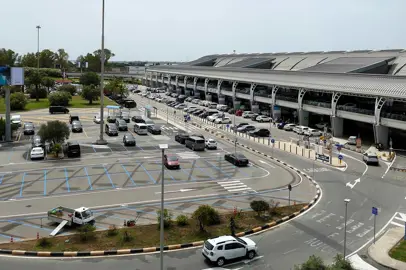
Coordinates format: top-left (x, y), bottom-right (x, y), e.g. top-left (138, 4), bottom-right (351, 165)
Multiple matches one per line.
top-left (368, 227), bottom-right (406, 269)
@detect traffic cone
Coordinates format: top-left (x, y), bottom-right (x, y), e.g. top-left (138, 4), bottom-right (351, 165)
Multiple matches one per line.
top-left (10, 237), bottom-right (13, 243)
top-left (37, 232), bottom-right (39, 240)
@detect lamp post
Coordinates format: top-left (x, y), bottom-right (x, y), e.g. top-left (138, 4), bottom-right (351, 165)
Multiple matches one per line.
top-left (159, 143), bottom-right (168, 270)
top-left (233, 113), bottom-right (237, 156)
top-left (97, 0), bottom-right (107, 145)
top-left (344, 198), bottom-right (351, 258)
top-left (36, 25), bottom-right (41, 70)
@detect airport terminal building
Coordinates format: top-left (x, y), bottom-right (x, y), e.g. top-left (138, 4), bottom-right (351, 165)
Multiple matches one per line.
top-left (144, 50), bottom-right (406, 148)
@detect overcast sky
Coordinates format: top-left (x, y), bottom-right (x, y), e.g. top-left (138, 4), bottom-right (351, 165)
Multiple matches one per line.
top-left (3, 0), bottom-right (405, 61)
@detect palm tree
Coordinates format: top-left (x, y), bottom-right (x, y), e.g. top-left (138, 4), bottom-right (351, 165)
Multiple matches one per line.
top-left (54, 49), bottom-right (69, 69)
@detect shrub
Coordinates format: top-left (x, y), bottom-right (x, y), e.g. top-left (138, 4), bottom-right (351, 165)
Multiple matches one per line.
top-left (37, 237), bottom-right (52, 248)
top-left (80, 72), bottom-right (100, 86)
top-left (156, 209), bottom-right (173, 229)
top-left (48, 91), bottom-right (71, 106)
top-left (77, 224), bottom-right (96, 242)
top-left (58, 84), bottom-right (77, 95)
top-left (25, 67), bottom-right (61, 78)
top-left (121, 229), bottom-right (134, 242)
top-left (27, 87), bottom-right (47, 99)
top-left (10, 92), bottom-right (28, 110)
top-left (107, 225), bottom-right (118, 237)
top-left (192, 205), bottom-right (220, 232)
top-left (176, 214), bottom-right (189, 226)
top-left (250, 200), bottom-right (270, 217)
top-left (52, 143), bottom-right (62, 156)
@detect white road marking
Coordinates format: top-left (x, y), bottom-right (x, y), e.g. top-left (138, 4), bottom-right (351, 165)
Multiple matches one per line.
top-left (258, 160), bottom-right (276, 168)
top-left (282, 248), bottom-right (297, 255)
top-left (155, 188), bottom-right (195, 194)
top-left (382, 153), bottom-right (397, 179)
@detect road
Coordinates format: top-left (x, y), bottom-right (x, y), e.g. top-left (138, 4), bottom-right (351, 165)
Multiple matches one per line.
top-left (0, 93), bottom-right (405, 269)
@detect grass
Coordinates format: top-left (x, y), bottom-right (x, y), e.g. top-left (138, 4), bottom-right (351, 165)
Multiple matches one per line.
top-left (0, 96), bottom-right (116, 113)
top-left (0, 205), bottom-right (305, 252)
top-left (390, 239), bottom-right (406, 262)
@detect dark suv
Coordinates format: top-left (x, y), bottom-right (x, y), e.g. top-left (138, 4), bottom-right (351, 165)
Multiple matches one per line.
top-left (49, 106), bottom-right (69, 114)
top-left (175, 133), bottom-right (190, 144)
top-left (64, 141), bottom-right (81, 158)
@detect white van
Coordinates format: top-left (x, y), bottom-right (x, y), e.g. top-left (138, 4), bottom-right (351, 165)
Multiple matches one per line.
top-left (293, 126), bottom-right (309, 135)
top-left (134, 123), bottom-right (148, 135)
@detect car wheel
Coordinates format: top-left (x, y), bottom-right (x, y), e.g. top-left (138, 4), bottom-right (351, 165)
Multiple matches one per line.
top-left (216, 257), bottom-right (225, 267)
top-left (247, 250), bottom-right (255, 260)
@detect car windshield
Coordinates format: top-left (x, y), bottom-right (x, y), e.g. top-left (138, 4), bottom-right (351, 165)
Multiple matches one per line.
top-left (119, 120), bottom-right (126, 125)
top-left (82, 210), bottom-right (92, 219)
top-left (168, 156), bottom-right (178, 161)
top-left (109, 125), bottom-right (117, 130)
top-left (234, 237), bottom-right (247, 245)
top-left (25, 124), bottom-right (33, 128)
top-left (236, 154), bottom-right (246, 159)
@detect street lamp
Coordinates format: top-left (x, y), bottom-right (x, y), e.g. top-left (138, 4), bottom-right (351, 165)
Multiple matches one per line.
top-left (96, 0), bottom-right (107, 145)
top-left (36, 25), bottom-right (41, 70)
top-left (159, 143), bottom-right (168, 270)
top-left (343, 198), bottom-right (351, 258)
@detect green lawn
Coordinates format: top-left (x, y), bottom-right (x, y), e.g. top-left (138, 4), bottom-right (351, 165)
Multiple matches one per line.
top-left (0, 96), bottom-right (117, 113)
top-left (390, 240), bottom-right (406, 262)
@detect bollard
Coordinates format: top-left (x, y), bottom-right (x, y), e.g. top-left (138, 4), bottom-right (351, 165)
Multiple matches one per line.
top-left (124, 220), bottom-right (126, 227)
top-left (10, 236), bottom-right (13, 243)
top-left (302, 148), bottom-right (304, 156)
top-left (296, 146), bottom-right (297, 155)
top-left (37, 232), bottom-right (39, 240)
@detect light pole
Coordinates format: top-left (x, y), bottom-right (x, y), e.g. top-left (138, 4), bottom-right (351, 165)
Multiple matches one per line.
top-left (159, 143), bottom-right (168, 270)
top-left (344, 198), bottom-right (351, 258)
top-left (97, 0), bottom-right (107, 145)
top-left (36, 25), bottom-right (41, 71)
top-left (233, 113), bottom-right (237, 156)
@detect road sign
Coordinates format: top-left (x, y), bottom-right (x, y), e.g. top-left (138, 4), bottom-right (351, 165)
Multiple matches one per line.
top-left (338, 154), bottom-right (343, 160)
top-left (323, 139), bottom-right (327, 144)
top-left (372, 207), bottom-right (378, 215)
top-left (288, 184), bottom-right (292, 191)
top-left (226, 124), bottom-right (230, 128)
top-left (271, 138), bottom-right (275, 143)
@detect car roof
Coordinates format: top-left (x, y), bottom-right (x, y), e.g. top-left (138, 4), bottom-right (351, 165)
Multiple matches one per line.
top-left (67, 141), bottom-right (80, 146)
top-left (208, 235), bottom-right (237, 245)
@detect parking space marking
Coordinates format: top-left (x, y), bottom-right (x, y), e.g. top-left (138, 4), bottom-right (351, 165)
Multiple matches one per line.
top-left (43, 170), bottom-right (47, 196)
top-left (83, 167), bottom-right (93, 190)
top-left (83, 128), bottom-right (89, 138)
top-left (103, 165), bottom-right (116, 188)
top-left (204, 159), bottom-right (233, 178)
top-left (19, 173), bottom-right (26, 197)
top-left (121, 165), bottom-right (136, 186)
top-left (0, 174), bottom-right (4, 185)
top-left (64, 168), bottom-right (70, 192)
top-left (139, 163), bottom-right (156, 184)
top-left (91, 145), bottom-right (96, 153)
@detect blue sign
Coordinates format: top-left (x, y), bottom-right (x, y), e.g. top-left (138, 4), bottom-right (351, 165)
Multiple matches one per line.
top-left (226, 124), bottom-right (230, 128)
top-left (323, 139), bottom-right (327, 143)
top-left (186, 115), bottom-right (191, 121)
top-left (372, 207), bottom-right (378, 216)
top-left (271, 138), bottom-right (275, 143)
top-left (338, 154), bottom-right (343, 160)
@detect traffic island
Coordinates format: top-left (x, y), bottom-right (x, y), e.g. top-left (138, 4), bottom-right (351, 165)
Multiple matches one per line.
top-left (0, 204), bottom-right (307, 257)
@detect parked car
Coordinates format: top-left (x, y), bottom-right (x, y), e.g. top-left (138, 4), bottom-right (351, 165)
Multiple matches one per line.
top-left (214, 117), bottom-right (232, 124)
top-left (277, 122), bottom-right (286, 129)
top-left (30, 147), bottom-right (45, 160)
top-left (193, 109), bottom-right (204, 116)
top-left (208, 113), bottom-right (223, 122)
top-left (250, 113), bottom-right (260, 121)
top-left (304, 128), bottom-right (322, 137)
top-left (205, 139), bottom-right (217, 150)
top-left (147, 125), bottom-right (162, 135)
top-left (242, 111), bottom-right (255, 118)
top-left (49, 106), bottom-right (69, 114)
top-left (256, 115), bottom-right (271, 122)
top-left (11, 115), bottom-right (21, 127)
top-left (363, 152), bottom-right (379, 165)
top-left (348, 136), bottom-right (357, 145)
top-left (202, 235), bottom-right (257, 267)
top-left (185, 106), bottom-right (197, 112)
top-left (283, 123), bottom-right (296, 131)
top-left (175, 133), bottom-right (190, 144)
top-left (315, 122), bottom-right (329, 130)
top-left (64, 141), bottom-right (81, 158)
top-left (164, 154), bottom-right (180, 169)
top-left (237, 125), bottom-right (256, 133)
top-left (233, 123), bottom-right (249, 131)
top-left (131, 115), bottom-right (145, 123)
top-left (23, 122), bottom-right (35, 135)
top-left (115, 119), bottom-right (128, 131)
top-left (175, 104), bottom-right (187, 109)
top-left (224, 153), bottom-right (249, 166)
top-left (235, 110), bottom-right (243, 116)
top-left (69, 114), bottom-right (80, 124)
top-left (293, 125), bottom-right (309, 135)
top-left (249, 128), bottom-right (270, 137)
top-left (32, 135), bottom-right (44, 148)
top-left (123, 133), bottom-right (136, 146)
top-left (71, 120), bottom-right (83, 133)
top-left (105, 124), bottom-right (118, 136)
top-left (120, 112), bottom-right (130, 123)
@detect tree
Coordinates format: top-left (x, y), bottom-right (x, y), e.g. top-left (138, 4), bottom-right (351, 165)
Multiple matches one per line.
top-left (93, 48), bottom-right (115, 65)
top-left (39, 49), bottom-right (56, 68)
top-left (20, 53), bottom-right (38, 67)
top-left (58, 84), bottom-right (76, 96)
top-left (294, 254), bottom-right (355, 270)
top-left (54, 49), bottom-right (69, 69)
top-left (10, 92), bottom-right (28, 110)
top-left (156, 209), bottom-right (173, 229)
top-left (37, 120), bottom-right (70, 145)
top-left (106, 77), bottom-right (127, 97)
top-left (42, 77), bottom-right (55, 93)
top-left (250, 200), bottom-right (270, 217)
top-left (27, 71), bottom-right (43, 101)
top-left (81, 85), bottom-right (100, 105)
top-left (192, 205), bottom-right (220, 232)
top-left (48, 91), bottom-right (71, 106)
top-left (0, 117), bottom-right (18, 139)
top-left (0, 49), bottom-right (19, 66)
top-left (79, 72), bottom-right (100, 86)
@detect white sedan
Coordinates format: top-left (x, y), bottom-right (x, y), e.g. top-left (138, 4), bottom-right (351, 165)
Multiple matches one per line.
top-left (30, 147), bottom-right (45, 160)
top-left (214, 117), bottom-right (232, 124)
top-left (256, 115), bottom-right (271, 122)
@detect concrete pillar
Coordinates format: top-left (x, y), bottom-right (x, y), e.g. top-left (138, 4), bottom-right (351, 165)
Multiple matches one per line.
top-left (218, 96), bottom-right (225, 105)
top-left (252, 104), bottom-right (259, 113)
top-left (5, 87), bottom-right (11, 142)
top-left (185, 89), bottom-right (191, 97)
top-left (234, 100), bottom-right (241, 110)
top-left (374, 125), bottom-right (389, 148)
top-left (206, 93), bottom-right (212, 102)
top-left (298, 110), bottom-right (309, 126)
top-left (194, 90), bottom-right (200, 98)
top-left (176, 88), bottom-right (182, 95)
top-left (331, 116), bottom-right (343, 138)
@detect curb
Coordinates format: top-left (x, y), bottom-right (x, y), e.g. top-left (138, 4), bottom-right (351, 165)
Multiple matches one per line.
top-left (0, 135), bottom-right (322, 257)
top-left (390, 167), bottom-right (406, 172)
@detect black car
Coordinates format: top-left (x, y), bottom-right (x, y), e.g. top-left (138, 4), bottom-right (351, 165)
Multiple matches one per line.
top-left (248, 128), bottom-right (270, 137)
top-left (107, 115), bottom-right (117, 123)
top-left (123, 133), bottom-right (136, 146)
top-left (32, 135), bottom-right (44, 148)
top-left (69, 114), bottom-right (80, 124)
top-left (147, 125), bottom-right (162, 135)
top-left (193, 109), bottom-right (204, 116)
top-left (64, 141), bottom-right (81, 158)
top-left (71, 120), bottom-right (83, 132)
top-left (224, 153), bottom-right (249, 167)
top-left (131, 115), bottom-right (145, 123)
top-left (277, 122), bottom-right (286, 129)
top-left (121, 112), bottom-right (130, 123)
top-left (23, 122), bottom-right (35, 135)
top-left (115, 119), bottom-right (128, 131)
top-left (190, 133), bottom-right (205, 140)
top-left (49, 106), bottom-right (69, 114)
top-left (175, 133), bottom-right (190, 144)
top-left (105, 124), bottom-right (118, 136)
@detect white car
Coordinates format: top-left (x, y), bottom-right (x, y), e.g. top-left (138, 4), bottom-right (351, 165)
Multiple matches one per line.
top-left (242, 111), bottom-right (255, 118)
top-left (155, 97), bottom-right (163, 102)
top-left (30, 147), bottom-right (45, 160)
top-left (205, 139), bottom-right (217, 149)
top-left (363, 152), bottom-right (379, 165)
top-left (199, 100), bottom-right (206, 106)
top-left (293, 126), bottom-right (309, 135)
top-left (207, 113), bottom-right (220, 122)
top-left (11, 115), bottom-right (22, 127)
top-left (315, 122), bottom-right (329, 130)
top-left (256, 115), bottom-right (271, 122)
top-left (94, 115), bottom-right (101, 124)
top-left (184, 106), bottom-right (197, 112)
top-left (304, 128), bottom-right (322, 137)
top-left (214, 117), bottom-right (232, 124)
top-left (192, 99), bottom-right (200, 104)
top-left (202, 235), bottom-right (257, 267)
top-left (283, 123), bottom-right (296, 131)
top-left (175, 104), bottom-right (187, 109)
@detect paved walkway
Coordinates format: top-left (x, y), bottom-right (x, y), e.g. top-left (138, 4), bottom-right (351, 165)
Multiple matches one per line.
top-left (368, 227), bottom-right (406, 269)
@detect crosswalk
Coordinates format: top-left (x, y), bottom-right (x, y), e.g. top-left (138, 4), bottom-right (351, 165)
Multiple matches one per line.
top-left (390, 212), bottom-right (406, 228)
top-left (217, 180), bottom-right (256, 193)
top-left (177, 151), bottom-right (201, 159)
top-left (160, 125), bottom-right (178, 131)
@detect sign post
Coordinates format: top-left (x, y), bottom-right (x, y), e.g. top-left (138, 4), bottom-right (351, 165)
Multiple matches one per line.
top-left (271, 138), bottom-right (275, 156)
top-left (288, 184), bottom-right (292, 205)
top-left (338, 154), bottom-right (343, 165)
top-left (372, 207), bottom-right (378, 244)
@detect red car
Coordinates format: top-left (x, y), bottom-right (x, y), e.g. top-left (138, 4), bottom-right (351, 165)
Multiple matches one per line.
top-left (164, 154), bottom-right (180, 169)
top-left (235, 110), bottom-right (243, 116)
